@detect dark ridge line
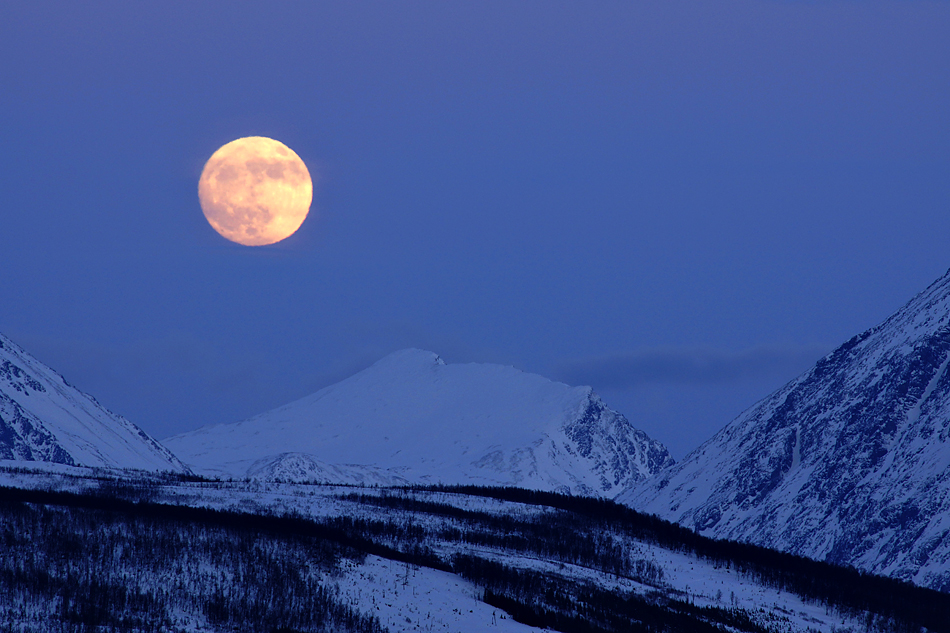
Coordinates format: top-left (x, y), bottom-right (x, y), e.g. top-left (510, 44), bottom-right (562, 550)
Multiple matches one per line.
top-left (0, 485), bottom-right (451, 573)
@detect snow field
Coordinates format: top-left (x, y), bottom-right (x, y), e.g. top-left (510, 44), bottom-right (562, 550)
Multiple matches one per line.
top-left (334, 555), bottom-right (538, 633)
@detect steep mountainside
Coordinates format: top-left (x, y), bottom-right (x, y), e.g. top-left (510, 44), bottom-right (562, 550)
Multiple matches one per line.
top-left (623, 268), bottom-right (950, 591)
top-left (165, 349), bottom-right (673, 496)
top-left (0, 333), bottom-right (188, 472)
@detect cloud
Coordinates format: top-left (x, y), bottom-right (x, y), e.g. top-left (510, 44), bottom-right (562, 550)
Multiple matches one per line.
top-left (557, 344), bottom-right (830, 390)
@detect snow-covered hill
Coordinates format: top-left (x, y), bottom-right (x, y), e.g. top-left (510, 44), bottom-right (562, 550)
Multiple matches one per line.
top-left (165, 349), bottom-right (673, 496)
top-left (0, 333), bottom-right (188, 472)
top-left (622, 268), bottom-right (950, 591)
top-left (1, 466), bottom-right (937, 633)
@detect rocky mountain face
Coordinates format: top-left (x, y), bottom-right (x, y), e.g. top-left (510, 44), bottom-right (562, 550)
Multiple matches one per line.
top-left (0, 333), bottom-right (189, 473)
top-left (622, 268), bottom-right (950, 591)
top-left (165, 349), bottom-right (673, 496)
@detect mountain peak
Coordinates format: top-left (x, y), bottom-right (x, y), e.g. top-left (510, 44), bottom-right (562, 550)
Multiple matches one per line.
top-left (0, 332), bottom-right (189, 473)
top-left (369, 348), bottom-right (446, 371)
top-left (623, 267), bottom-right (950, 591)
top-left (166, 352), bottom-right (672, 495)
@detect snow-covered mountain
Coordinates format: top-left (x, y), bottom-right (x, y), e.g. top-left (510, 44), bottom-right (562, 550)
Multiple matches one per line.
top-left (165, 349), bottom-right (673, 496)
top-left (0, 333), bottom-right (188, 472)
top-left (622, 268), bottom-right (950, 591)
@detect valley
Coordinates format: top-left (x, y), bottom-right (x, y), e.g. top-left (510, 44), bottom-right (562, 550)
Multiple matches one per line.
top-left (1, 464), bottom-right (944, 633)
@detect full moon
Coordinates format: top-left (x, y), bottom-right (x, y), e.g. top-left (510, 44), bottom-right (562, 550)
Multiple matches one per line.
top-left (198, 136), bottom-right (312, 246)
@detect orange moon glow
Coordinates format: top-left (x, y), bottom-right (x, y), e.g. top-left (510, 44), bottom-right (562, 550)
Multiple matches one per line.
top-left (198, 137), bottom-right (313, 246)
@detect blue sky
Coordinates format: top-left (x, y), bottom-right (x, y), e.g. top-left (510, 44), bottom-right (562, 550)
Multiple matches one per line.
top-left (1, 1), bottom-right (948, 458)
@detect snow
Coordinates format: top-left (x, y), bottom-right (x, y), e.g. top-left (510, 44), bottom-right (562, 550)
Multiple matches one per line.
top-left (644, 547), bottom-right (854, 633)
top-left (335, 555), bottom-right (538, 633)
top-left (0, 332), bottom-right (188, 473)
top-left (622, 266), bottom-right (950, 591)
top-left (906, 348), bottom-right (950, 425)
top-left (0, 466), bottom-right (875, 633)
top-left (165, 349), bottom-right (672, 496)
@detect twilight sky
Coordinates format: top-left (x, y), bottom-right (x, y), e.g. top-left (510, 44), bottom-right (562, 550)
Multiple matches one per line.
top-left (1, 1), bottom-right (948, 459)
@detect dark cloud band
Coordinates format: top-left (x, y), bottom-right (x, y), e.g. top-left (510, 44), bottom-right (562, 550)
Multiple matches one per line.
top-left (558, 345), bottom-right (830, 390)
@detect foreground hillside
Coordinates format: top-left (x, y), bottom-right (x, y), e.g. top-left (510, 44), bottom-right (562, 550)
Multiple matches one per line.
top-left (1, 465), bottom-right (945, 633)
top-left (624, 268), bottom-right (950, 592)
top-left (165, 349), bottom-right (672, 496)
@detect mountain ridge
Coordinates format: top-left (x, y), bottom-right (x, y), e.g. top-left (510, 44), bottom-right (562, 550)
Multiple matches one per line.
top-left (622, 267), bottom-right (950, 591)
top-left (165, 348), bottom-right (673, 496)
top-left (0, 332), bottom-right (189, 473)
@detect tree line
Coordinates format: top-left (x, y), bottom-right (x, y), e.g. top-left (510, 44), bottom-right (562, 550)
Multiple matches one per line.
top-left (418, 484), bottom-right (950, 632)
top-left (1, 481), bottom-right (947, 633)
top-left (0, 487), bottom-right (386, 633)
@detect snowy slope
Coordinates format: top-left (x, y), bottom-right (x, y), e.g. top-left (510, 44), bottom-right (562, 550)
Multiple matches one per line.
top-left (165, 349), bottom-right (672, 496)
top-left (0, 333), bottom-right (188, 472)
top-left (623, 267), bottom-right (950, 591)
top-left (0, 467), bottom-right (896, 633)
